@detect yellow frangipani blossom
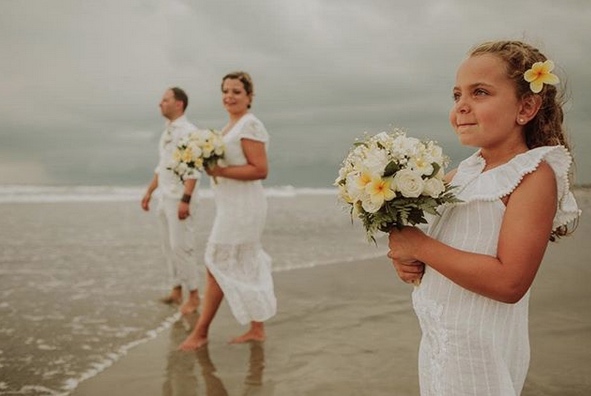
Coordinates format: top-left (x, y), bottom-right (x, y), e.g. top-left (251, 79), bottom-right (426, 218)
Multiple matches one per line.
top-left (355, 170), bottom-right (374, 190)
top-left (172, 149), bottom-right (183, 162)
top-left (181, 148), bottom-right (193, 163)
top-left (524, 60), bottom-right (559, 94)
top-left (193, 157), bottom-right (204, 169)
top-left (365, 176), bottom-right (395, 207)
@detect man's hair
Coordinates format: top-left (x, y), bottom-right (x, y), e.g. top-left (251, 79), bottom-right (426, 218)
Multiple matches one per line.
top-left (170, 87), bottom-right (189, 111)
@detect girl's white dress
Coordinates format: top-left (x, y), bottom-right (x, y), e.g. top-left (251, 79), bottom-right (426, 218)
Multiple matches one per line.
top-left (205, 113), bottom-right (276, 325)
top-left (413, 146), bottom-right (580, 396)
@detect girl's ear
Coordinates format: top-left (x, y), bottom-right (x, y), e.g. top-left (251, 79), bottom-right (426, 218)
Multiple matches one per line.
top-left (518, 94), bottom-right (542, 123)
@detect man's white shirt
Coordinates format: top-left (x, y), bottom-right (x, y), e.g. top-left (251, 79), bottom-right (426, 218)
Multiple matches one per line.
top-left (155, 115), bottom-right (200, 199)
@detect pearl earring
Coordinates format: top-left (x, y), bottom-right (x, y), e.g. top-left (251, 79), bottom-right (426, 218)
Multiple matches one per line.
top-left (518, 118), bottom-right (525, 124)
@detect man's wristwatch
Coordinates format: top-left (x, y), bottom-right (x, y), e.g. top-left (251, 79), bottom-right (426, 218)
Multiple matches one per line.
top-left (181, 193), bottom-right (191, 203)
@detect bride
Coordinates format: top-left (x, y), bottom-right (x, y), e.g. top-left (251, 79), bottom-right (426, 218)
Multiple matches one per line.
top-left (179, 71), bottom-right (276, 350)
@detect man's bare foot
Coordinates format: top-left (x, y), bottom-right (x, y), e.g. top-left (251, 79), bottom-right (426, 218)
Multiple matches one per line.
top-left (180, 296), bottom-right (200, 315)
top-left (178, 333), bottom-right (208, 351)
top-left (180, 291), bottom-right (200, 315)
top-left (160, 295), bottom-right (182, 305)
top-left (160, 286), bottom-right (182, 305)
top-left (229, 329), bottom-right (265, 344)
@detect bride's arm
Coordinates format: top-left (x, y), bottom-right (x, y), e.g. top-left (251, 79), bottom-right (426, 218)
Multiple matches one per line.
top-left (207, 139), bottom-right (268, 181)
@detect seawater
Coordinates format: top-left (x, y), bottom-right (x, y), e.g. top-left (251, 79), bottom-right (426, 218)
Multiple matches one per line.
top-left (0, 185), bottom-right (387, 395)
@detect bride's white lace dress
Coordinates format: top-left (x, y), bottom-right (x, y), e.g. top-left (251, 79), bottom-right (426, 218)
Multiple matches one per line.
top-left (412, 146), bottom-right (579, 395)
top-left (205, 113), bottom-right (276, 325)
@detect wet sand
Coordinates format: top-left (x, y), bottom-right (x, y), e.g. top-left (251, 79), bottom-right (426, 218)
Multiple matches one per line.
top-left (71, 190), bottom-right (591, 396)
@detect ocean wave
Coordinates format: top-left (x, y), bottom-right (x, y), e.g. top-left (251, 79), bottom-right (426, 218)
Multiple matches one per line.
top-left (0, 185), bottom-right (337, 204)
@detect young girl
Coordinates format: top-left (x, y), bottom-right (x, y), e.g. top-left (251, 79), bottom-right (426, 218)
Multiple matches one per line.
top-left (388, 40), bottom-right (581, 395)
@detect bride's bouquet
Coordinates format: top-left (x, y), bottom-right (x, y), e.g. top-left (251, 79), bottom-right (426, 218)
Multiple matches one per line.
top-left (168, 129), bottom-right (225, 182)
top-left (335, 129), bottom-right (460, 242)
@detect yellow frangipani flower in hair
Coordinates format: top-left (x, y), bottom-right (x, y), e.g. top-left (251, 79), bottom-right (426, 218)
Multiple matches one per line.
top-left (524, 60), bottom-right (559, 93)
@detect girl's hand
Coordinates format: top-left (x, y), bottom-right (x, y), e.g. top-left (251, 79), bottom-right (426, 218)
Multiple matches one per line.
top-left (388, 256), bottom-right (425, 284)
top-left (388, 226), bottom-right (426, 262)
top-left (388, 226), bottom-right (427, 284)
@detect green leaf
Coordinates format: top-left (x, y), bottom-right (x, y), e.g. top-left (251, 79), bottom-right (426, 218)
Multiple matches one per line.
top-left (427, 162), bottom-right (441, 179)
top-left (383, 161), bottom-right (399, 177)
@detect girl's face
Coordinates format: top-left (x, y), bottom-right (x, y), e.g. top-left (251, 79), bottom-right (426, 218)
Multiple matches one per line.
top-left (222, 78), bottom-right (251, 116)
top-left (449, 54), bottom-right (525, 150)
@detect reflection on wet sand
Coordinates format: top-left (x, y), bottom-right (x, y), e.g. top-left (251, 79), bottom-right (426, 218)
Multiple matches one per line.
top-left (163, 315), bottom-right (273, 395)
top-left (243, 341), bottom-right (265, 387)
top-left (163, 315), bottom-right (199, 396)
top-left (197, 342), bottom-right (272, 396)
top-left (196, 344), bottom-right (228, 396)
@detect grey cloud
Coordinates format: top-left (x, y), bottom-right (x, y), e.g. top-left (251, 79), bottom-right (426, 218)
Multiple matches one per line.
top-left (0, 0), bottom-right (590, 186)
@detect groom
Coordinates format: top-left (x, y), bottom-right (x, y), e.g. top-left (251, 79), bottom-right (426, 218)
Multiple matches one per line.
top-left (141, 87), bottom-right (201, 315)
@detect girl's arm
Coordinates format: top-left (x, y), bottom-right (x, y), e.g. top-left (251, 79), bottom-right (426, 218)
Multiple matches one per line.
top-left (207, 139), bottom-right (268, 181)
top-left (389, 162), bottom-right (557, 303)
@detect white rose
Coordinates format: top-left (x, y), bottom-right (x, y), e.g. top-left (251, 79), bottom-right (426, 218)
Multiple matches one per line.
top-left (393, 168), bottom-right (424, 198)
top-left (423, 177), bottom-right (445, 198)
top-left (176, 162), bottom-right (188, 175)
top-left (360, 192), bottom-right (381, 213)
top-left (188, 142), bottom-right (203, 159)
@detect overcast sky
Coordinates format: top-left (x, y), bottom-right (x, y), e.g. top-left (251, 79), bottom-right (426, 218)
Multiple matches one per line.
top-left (1, 0), bottom-right (590, 187)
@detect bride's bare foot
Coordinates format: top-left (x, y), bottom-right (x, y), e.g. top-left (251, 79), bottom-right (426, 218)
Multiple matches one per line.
top-left (178, 333), bottom-right (208, 351)
top-left (229, 328), bottom-right (265, 344)
top-left (180, 292), bottom-right (200, 315)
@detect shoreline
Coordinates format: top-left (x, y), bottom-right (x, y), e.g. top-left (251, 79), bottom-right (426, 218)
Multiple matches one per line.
top-left (71, 258), bottom-right (422, 396)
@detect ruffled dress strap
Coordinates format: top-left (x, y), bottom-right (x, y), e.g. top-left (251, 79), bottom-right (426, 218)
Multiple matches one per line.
top-left (451, 146), bottom-right (580, 229)
top-left (239, 113), bottom-right (269, 143)
top-left (225, 113), bottom-right (269, 142)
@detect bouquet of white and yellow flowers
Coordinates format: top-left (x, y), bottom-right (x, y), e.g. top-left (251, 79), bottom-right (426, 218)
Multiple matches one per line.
top-left (335, 129), bottom-right (460, 242)
top-left (168, 129), bottom-right (225, 182)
